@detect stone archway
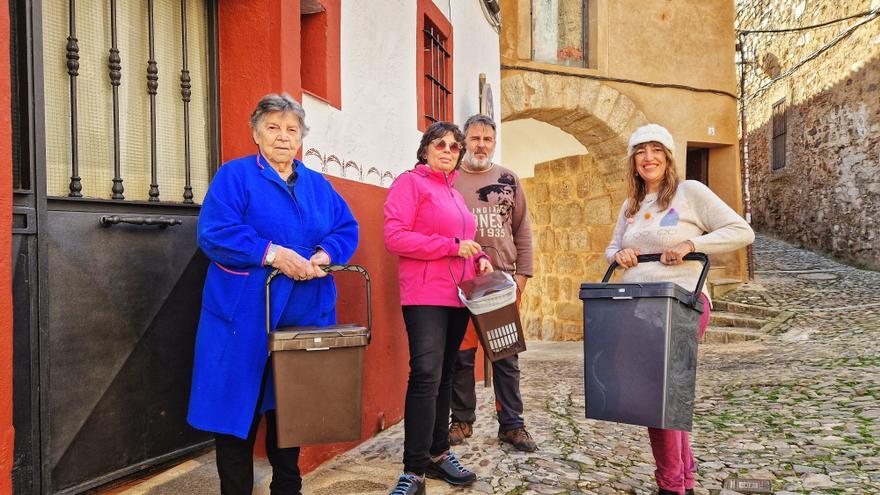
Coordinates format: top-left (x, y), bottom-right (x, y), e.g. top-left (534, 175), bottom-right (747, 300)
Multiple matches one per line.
top-left (501, 71), bottom-right (649, 341)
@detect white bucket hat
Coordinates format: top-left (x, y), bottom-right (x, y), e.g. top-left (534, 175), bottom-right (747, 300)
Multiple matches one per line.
top-left (627, 124), bottom-right (676, 156)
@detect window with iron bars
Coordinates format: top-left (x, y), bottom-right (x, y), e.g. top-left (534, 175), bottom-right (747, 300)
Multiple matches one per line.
top-left (42, 0), bottom-right (216, 203)
top-left (422, 18), bottom-right (452, 128)
top-left (772, 98), bottom-right (787, 171)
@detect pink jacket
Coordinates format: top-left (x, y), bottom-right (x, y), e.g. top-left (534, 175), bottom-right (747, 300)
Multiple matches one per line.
top-left (384, 164), bottom-right (486, 307)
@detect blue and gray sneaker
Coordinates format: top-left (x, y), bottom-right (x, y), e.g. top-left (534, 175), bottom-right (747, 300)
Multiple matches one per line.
top-left (389, 474), bottom-right (425, 495)
top-left (425, 451), bottom-right (477, 486)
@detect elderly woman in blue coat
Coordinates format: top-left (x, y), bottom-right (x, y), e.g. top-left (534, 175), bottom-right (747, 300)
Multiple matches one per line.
top-left (187, 93), bottom-right (358, 495)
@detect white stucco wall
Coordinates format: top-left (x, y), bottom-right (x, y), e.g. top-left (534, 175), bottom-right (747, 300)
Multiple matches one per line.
top-left (302, 1), bottom-right (501, 186)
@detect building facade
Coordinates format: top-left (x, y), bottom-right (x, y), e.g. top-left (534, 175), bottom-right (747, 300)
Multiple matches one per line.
top-left (0, 1), bottom-right (501, 493)
top-left (499, 0), bottom-right (750, 341)
top-left (737, 0), bottom-right (880, 269)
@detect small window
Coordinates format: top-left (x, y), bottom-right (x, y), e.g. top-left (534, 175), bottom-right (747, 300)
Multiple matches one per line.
top-left (301, 0), bottom-right (341, 109)
top-left (772, 98), bottom-right (786, 171)
top-left (531, 0), bottom-right (593, 68)
top-left (417, 0), bottom-right (453, 130)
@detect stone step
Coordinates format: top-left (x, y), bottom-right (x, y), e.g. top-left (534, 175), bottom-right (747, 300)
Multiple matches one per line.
top-left (702, 326), bottom-right (765, 344)
top-left (707, 277), bottom-right (742, 299)
top-left (709, 310), bottom-right (767, 329)
top-left (712, 300), bottom-right (783, 318)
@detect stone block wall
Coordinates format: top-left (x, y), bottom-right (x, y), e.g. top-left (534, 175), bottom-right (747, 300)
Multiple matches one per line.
top-left (520, 153), bottom-right (627, 341)
top-left (738, 0), bottom-right (880, 269)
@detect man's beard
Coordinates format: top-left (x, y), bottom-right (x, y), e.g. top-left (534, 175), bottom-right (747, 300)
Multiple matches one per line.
top-left (463, 151), bottom-right (493, 171)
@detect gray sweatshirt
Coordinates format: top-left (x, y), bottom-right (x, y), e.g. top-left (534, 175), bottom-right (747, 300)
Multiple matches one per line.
top-left (454, 164), bottom-right (534, 277)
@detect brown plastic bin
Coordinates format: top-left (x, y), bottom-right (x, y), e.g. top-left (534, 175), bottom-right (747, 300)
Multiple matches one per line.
top-left (265, 265), bottom-right (371, 448)
top-left (459, 271), bottom-right (526, 362)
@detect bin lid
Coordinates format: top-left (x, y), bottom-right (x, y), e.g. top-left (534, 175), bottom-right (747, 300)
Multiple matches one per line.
top-left (270, 324), bottom-right (369, 351)
top-left (459, 271), bottom-right (516, 300)
top-left (578, 282), bottom-right (704, 311)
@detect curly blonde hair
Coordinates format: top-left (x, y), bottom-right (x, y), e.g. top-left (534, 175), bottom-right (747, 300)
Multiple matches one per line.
top-left (624, 142), bottom-right (680, 218)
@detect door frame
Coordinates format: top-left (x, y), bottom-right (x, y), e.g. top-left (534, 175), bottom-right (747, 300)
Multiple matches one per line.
top-left (11, 0), bottom-right (222, 492)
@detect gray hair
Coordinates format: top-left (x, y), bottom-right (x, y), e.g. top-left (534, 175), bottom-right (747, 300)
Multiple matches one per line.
top-left (462, 114), bottom-right (496, 136)
top-left (249, 93), bottom-right (310, 138)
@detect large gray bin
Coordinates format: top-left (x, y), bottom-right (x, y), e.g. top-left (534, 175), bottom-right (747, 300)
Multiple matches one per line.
top-left (579, 253), bottom-right (708, 431)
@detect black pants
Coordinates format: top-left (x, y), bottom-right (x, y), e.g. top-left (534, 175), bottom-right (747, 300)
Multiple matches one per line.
top-left (215, 365), bottom-right (302, 495)
top-left (450, 346), bottom-right (525, 430)
top-left (401, 305), bottom-right (471, 475)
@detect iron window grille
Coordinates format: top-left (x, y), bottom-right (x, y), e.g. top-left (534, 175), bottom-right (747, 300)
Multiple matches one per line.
top-left (43, 0), bottom-right (217, 203)
top-left (771, 98), bottom-right (787, 171)
top-left (423, 20), bottom-right (452, 126)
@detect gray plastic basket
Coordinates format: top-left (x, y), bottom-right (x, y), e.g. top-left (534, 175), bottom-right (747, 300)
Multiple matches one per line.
top-left (579, 253), bottom-right (709, 431)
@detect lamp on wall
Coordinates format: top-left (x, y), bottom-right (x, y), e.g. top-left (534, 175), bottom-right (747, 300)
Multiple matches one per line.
top-left (480, 0), bottom-right (501, 32)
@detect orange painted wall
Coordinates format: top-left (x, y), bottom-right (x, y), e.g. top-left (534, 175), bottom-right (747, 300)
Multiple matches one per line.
top-left (0, 1), bottom-right (14, 493)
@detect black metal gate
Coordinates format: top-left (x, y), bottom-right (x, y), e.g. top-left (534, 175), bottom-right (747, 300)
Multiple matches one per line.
top-left (11, 1), bottom-right (220, 492)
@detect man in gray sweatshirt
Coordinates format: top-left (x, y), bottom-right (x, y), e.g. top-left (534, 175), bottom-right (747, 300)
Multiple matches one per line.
top-left (449, 114), bottom-right (536, 452)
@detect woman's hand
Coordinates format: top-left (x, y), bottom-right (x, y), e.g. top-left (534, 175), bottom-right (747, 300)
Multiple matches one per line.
top-left (272, 246), bottom-right (318, 281)
top-left (614, 248), bottom-right (641, 269)
top-left (308, 249), bottom-right (331, 279)
top-left (457, 239), bottom-right (482, 258)
top-left (660, 241), bottom-right (694, 265)
top-left (477, 257), bottom-right (494, 276)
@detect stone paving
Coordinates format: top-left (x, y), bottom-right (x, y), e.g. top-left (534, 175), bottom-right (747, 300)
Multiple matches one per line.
top-left (111, 234), bottom-right (880, 494)
top-left (303, 234), bottom-right (880, 495)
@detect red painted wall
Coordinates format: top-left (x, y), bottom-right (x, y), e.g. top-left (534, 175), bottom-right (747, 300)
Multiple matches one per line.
top-left (294, 178), bottom-right (410, 472)
top-left (0, 1), bottom-right (14, 493)
top-left (218, 0), bottom-right (302, 160)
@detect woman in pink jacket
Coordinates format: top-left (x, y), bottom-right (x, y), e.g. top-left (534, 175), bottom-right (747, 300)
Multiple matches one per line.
top-left (384, 121), bottom-right (493, 495)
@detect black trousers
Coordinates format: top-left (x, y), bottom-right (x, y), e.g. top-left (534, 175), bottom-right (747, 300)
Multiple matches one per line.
top-left (401, 305), bottom-right (471, 475)
top-left (215, 366), bottom-right (302, 495)
top-left (450, 346), bottom-right (525, 430)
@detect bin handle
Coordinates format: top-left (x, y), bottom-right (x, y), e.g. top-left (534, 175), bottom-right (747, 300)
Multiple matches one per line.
top-left (265, 264), bottom-right (372, 344)
top-left (601, 253), bottom-right (710, 309)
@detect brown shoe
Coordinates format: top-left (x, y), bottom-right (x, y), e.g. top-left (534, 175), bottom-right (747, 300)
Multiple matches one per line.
top-left (498, 427), bottom-right (537, 452)
top-left (448, 421), bottom-right (473, 445)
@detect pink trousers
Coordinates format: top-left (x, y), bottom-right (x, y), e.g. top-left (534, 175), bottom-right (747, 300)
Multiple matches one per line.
top-left (648, 294), bottom-right (711, 494)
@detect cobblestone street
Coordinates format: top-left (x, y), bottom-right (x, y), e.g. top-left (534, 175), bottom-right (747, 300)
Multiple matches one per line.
top-left (114, 234), bottom-right (879, 494)
top-left (302, 234), bottom-right (879, 495)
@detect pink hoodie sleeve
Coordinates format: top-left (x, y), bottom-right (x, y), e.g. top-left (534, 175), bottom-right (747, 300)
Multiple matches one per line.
top-left (384, 173), bottom-right (460, 260)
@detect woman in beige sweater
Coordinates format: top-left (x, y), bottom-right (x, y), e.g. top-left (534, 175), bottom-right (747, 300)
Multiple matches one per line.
top-left (605, 124), bottom-right (754, 495)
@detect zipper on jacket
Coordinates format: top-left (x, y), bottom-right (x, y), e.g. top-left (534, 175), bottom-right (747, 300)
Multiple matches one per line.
top-left (446, 173), bottom-right (469, 285)
top-left (422, 260), bottom-right (428, 286)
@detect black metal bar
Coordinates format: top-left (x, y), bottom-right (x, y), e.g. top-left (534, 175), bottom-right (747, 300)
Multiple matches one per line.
top-left (109, 0), bottom-right (124, 199)
top-left (422, 28), bottom-right (450, 56)
top-left (180, 0), bottom-right (193, 203)
top-left (66, 0), bottom-right (82, 197)
top-left (582, 0), bottom-right (589, 67)
top-left (424, 74), bottom-right (451, 94)
top-left (207, 0), bottom-right (222, 178)
top-left (438, 40), bottom-right (447, 120)
top-left (147, 0), bottom-right (159, 201)
top-left (99, 215), bottom-right (183, 228)
top-left (428, 26), bottom-right (435, 124)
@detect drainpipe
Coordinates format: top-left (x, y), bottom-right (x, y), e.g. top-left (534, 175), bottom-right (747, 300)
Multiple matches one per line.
top-left (737, 33), bottom-right (756, 280)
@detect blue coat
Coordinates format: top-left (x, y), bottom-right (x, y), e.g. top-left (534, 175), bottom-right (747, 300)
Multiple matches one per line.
top-left (187, 154), bottom-right (358, 439)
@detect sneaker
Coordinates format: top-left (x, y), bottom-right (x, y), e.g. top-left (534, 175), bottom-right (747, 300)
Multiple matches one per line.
top-left (425, 451), bottom-right (477, 486)
top-left (448, 421), bottom-right (473, 445)
top-left (498, 426), bottom-right (537, 452)
top-left (389, 474), bottom-right (425, 495)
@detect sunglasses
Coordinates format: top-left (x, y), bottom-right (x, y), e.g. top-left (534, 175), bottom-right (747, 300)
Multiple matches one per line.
top-left (431, 139), bottom-right (463, 154)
